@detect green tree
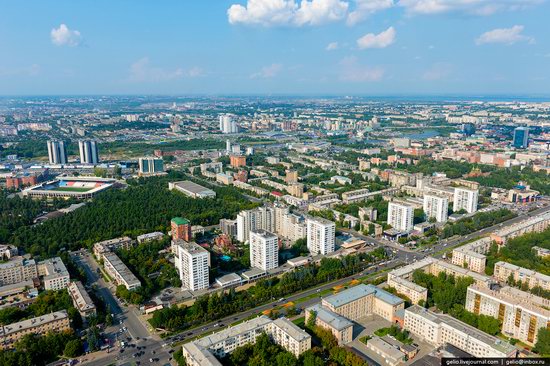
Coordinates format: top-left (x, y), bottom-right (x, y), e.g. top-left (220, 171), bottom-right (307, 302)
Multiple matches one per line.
top-left (534, 328), bottom-right (550, 356)
top-left (64, 339), bottom-right (83, 358)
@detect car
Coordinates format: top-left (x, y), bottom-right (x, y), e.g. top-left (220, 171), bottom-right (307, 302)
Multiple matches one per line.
top-left (169, 349), bottom-right (175, 353)
top-left (150, 359), bottom-right (154, 363)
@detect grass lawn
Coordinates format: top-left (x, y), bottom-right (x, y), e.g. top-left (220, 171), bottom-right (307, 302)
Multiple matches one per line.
top-left (51, 186), bottom-right (93, 192)
top-left (292, 317), bottom-right (305, 328)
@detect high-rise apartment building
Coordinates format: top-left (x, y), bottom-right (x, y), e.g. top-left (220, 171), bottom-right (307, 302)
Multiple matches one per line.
top-left (423, 194), bottom-right (448, 223)
top-left (387, 201), bottom-right (414, 232)
top-left (306, 217), bottom-right (335, 255)
top-left (236, 206), bottom-right (275, 243)
top-left (47, 140), bottom-right (67, 164)
top-left (453, 187), bottom-right (478, 214)
top-left (513, 127), bottom-right (529, 149)
top-left (138, 157), bottom-right (164, 174)
top-left (78, 140), bottom-right (99, 164)
top-left (219, 114), bottom-right (237, 134)
top-left (171, 217), bottom-right (192, 242)
top-left (250, 230), bottom-right (279, 271)
top-left (174, 241), bottom-right (210, 291)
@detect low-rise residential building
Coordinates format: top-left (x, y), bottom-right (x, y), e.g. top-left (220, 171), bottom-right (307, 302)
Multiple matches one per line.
top-left (102, 252), bottom-right (141, 290)
top-left (136, 231), bottom-right (165, 244)
top-left (494, 261), bottom-right (550, 291)
top-left (533, 246), bottom-right (550, 258)
top-left (182, 316), bottom-right (311, 366)
top-left (37, 257), bottom-right (70, 290)
top-left (266, 318), bottom-right (311, 357)
top-left (387, 257), bottom-right (496, 305)
top-left (490, 211), bottom-right (550, 245)
top-left (67, 281), bottom-right (96, 318)
top-left (451, 237), bottom-right (492, 273)
top-left (404, 305), bottom-right (516, 358)
top-left (465, 285), bottom-right (550, 345)
top-left (0, 310), bottom-right (70, 349)
top-left (93, 236), bottom-right (134, 258)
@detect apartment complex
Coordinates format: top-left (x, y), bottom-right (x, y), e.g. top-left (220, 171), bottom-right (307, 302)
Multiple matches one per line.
top-left (138, 157), bottom-right (164, 175)
top-left (494, 262), bottom-right (550, 291)
top-left (249, 230), bottom-right (279, 271)
top-left (387, 201), bottom-right (414, 232)
top-left (78, 140), bottom-right (99, 164)
top-left (451, 237), bottom-right (492, 273)
top-left (453, 187), bottom-right (478, 214)
top-left (236, 206), bottom-right (275, 243)
top-left (321, 284), bottom-right (404, 322)
top-left (465, 285), bottom-right (550, 345)
top-left (174, 241), bottom-right (210, 291)
top-left (171, 217), bottom-right (193, 242)
top-left (182, 316), bottom-right (311, 366)
top-left (0, 310), bottom-right (70, 349)
top-left (37, 257), bottom-right (70, 291)
top-left (93, 236), bottom-right (134, 258)
top-left (67, 281), bottom-right (97, 318)
top-left (305, 303), bottom-right (353, 345)
top-left (387, 257), bottom-right (495, 305)
top-left (102, 252), bottom-right (141, 290)
top-left (404, 305), bottom-right (516, 358)
top-left (423, 193), bottom-right (448, 223)
top-left (47, 140), bottom-right (67, 165)
top-left (306, 216), bottom-right (336, 255)
top-left (490, 211), bottom-right (550, 244)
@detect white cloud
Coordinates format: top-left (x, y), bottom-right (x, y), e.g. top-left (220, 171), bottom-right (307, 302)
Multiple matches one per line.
top-left (129, 58), bottom-right (185, 82)
top-left (228, 0), bottom-right (348, 26)
top-left (51, 24), bottom-right (82, 47)
top-left (475, 25), bottom-right (534, 45)
top-left (347, 0), bottom-right (393, 25)
top-left (251, 63), bottom-right (283, 78)
top-left (422, 63), bottom-right (452, 80)
top-left (326, 42), bottom-right (339, 50)
top-left (398, 0), bottom-right (542, 16)
top-left (357, 26), bottom-right (396, 49)
top-left (339, 56), bottom-right (384, 82)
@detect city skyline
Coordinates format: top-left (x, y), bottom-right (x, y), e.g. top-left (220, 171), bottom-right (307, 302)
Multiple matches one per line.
top-left (1, 0), bottom-right (550, 96)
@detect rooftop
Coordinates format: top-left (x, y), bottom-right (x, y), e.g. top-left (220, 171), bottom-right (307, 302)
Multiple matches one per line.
top-left (405, 305), bottom-right (516, 355)
top-left (323, 284), bottom-right (403, 308)
top-left (172, 217), bottom-right (190, 225)
top-left (306, 304), bottom-right (353, 331)
top-left (271, 317), bottom-right (311, 342)
top-left (0, 310), bottom-right (68, 337)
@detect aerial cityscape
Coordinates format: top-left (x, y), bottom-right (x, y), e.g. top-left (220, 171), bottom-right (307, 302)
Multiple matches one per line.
top-left (1, 1), bottom-right (550, 366)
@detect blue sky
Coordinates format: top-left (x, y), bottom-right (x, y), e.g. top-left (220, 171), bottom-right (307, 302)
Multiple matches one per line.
top-left (0, 0), bottom-right (549, 95)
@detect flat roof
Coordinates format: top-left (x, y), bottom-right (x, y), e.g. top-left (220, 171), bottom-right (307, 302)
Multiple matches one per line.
top-left (368, 336), bottom-right (406, 360)
top-left (215, 273), bottom-right (242, 286)
top-left (172, 217), bottom-right (190, 225)
top-left (242, 267), bottom-right (266, 279)
top-left (173, 180), bottom-right (216, 195)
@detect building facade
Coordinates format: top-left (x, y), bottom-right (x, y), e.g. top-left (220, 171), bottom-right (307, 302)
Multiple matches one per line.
top-left (306, 217), bottom-right (335, 255)
top-left (175, 241), bottom-right (210, 291)
top-left (387, 201), bottom-right (414, 232)
top-left (249, 230), bottom-right (279, 271)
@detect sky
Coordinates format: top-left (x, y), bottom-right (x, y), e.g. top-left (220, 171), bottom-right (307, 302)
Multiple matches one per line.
top-left (0, 0), bottom-right (549, 96)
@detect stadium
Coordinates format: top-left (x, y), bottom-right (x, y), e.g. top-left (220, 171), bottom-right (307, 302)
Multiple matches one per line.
top-left (23, 176), bottom-right (116, 200)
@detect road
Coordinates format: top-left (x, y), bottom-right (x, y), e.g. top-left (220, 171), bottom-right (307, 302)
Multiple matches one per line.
top-left (72, 250), bottom-right (172, 366)
top-left (78, 203), bottom-right (550, 365)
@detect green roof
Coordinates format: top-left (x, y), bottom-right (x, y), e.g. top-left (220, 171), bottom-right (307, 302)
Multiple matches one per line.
top-left (171, 217), bottom-right (190, 225)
